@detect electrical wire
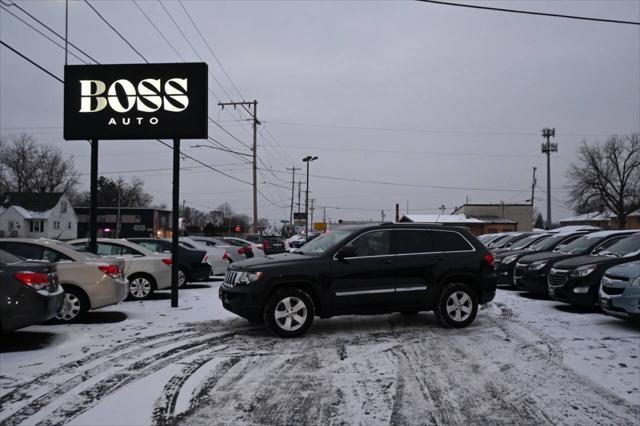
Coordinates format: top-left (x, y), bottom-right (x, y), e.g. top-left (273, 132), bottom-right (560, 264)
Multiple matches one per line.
top-left (0, 39), bottom-right (63, 83)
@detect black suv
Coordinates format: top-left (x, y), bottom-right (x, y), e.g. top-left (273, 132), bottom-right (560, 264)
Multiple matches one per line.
top-left (219, 223), bottom-right (496, 337)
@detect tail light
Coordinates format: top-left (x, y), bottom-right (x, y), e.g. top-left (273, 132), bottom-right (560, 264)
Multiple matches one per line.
top-left (238, 246), bottom-right (252, 255)
top-left (98, 265), bottom-right (121, 279)
top-left (202, 254), bottom-right (209, 264)
top-left (484, 254), bottom-right (495, 268)
top-left (262, 240), bottom-right (270, 249)
top-left (223, 252), bottom-right (231, 262)
top-left (14, 272), bottom-right (50, 290)
top-left (256, 244), bottom-right (263, 250)
top-left (161, 258), bottom-right (172, 266)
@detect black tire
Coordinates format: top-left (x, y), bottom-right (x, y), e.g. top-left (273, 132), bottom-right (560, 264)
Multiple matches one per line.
top-left (56, 286), bottom-right (89, 322)
top-left (127, 273), bottom-right (156, 300)
top-left (178, 267), bottom-right (189, 288)
top-left (434, 283), bottom-right (478, 328)
top-left (263, 288), bottom-right (315, 338)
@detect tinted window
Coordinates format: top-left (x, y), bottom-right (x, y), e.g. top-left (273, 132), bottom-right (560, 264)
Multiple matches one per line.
top-left (394, 230), bottom-right (434, 254)
top-left (135, 241), bottom-right (160, 252)
top-left (97, 243), bottom-right (138, 256)
top-left (345, 230), bottom-right (391, 257)
top-left (0, 242), bottom-right (44, 260)
top-left (511, 234), bottom-right (547, 249)
top-left (0, 248), bottom-right (23, 264)
top-left (605, 234), bottom-right (640, 257)
top-left (593, 236), bottom-right (628, 254)
top-left (431, 231), bottom-right (473, 252)
top-left (43, 248), bottom-right (72, 262)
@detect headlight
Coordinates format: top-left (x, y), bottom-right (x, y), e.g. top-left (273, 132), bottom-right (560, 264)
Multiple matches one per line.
top-left (570, 265), bottom-right (596, 278)
top-left (238, 271), bottom-right (263, 285)
top-left (632, 276), bottom-right (640, 288)
top-left (529, 261), bottom-right (547, 271)
top-left (502, 255), bottom-right (518, 265)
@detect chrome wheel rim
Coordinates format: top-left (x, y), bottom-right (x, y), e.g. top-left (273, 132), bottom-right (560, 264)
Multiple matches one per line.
top-left (274, 296), bottom-right (307, 331)
top-left (57, 292), bottom-right (82, 321)
top-left (178, 270), bottom-right (186, 287)
top-left (445, 291), bottom-right (473, 322)
top-left (130, 277), bottom-right (151, 298)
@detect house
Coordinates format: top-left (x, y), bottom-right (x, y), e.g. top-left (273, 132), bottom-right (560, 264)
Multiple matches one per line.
top-left (452, 203), bottom-right (533, 232)
top-left (0, 192), bottom-right (78, 240)
top-left (559, 211), bottom-right (640, 230)
top-left (399, 214), bottom-right (517, 236)
top-left (74, 207), bottom-right (173, 238)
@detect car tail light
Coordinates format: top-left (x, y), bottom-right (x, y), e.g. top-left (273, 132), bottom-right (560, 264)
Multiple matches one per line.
top-left (263, 240), bottom-right (270, 249)
top-left (161, 258), bottom-right (172, 266)
top-left (484, 254), bottom-right (495, 268)
top-left (202, 254), bottom-right (209, 264)
top-left (238, 246), bottom-right (252, 255)
top-left (14, 272), bottom-right (50, 290)
top-left (256, 244), bottom-right (263, 250)
top-left (223, 252), bottom-right (231, 262)
top-left (98, 265), bottom-right (121, 279)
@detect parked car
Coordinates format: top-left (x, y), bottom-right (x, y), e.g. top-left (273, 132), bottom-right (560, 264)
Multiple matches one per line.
top-left (222, 237), bottom-right (265, 257)
top-left (286, 233), bottom-right (321, 252)
top-left (493, 232), bottom-right (588, 285)
top-left (179, 237), bottom-right (230, 276)
top-left (599, 260), bottom-right (640, 322)
top-left (487, 232), bottom-right (523, 249)
top-left (514, 230), bottom-right (636, 295)
top-left (68, 238), bottom-right (173, 300)
top-left (219, 223), bottom-right (496, 337)
top-left (0, 238), bottom-right (128, 322)
top-left (0, 249), bottom-right (63, 332)
top-left (189, 236), bottom-right (247, 262)
top-left (127, 238), bottom-right (211, 287)
top-left (491, 233), bottom-right (552, 255)
top-left (262, 236), bottom-right (286, 255)
top-left (549, 233), bottom-right (640, 307)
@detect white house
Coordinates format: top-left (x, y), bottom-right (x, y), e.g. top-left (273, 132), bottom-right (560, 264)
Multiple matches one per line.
top-left (0, 193), bottom-right (78, 240)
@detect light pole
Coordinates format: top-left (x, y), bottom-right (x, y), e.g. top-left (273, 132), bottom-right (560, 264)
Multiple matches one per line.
top-left (541, 128), bottom-right (557, 229)
top-left (303, 155), bottom-right (318, 241)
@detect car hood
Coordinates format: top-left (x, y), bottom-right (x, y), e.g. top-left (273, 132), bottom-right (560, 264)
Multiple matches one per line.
top-left (231, 252), bottom-right (315, 270)
top-left (553, 254), bottom-right (637, 269)
top-left (518, 251), bottom-right (572, 265)
top-left (604, 260), bottom-right (640, 279)
top-left (495, 248), bottom-right (538, 260)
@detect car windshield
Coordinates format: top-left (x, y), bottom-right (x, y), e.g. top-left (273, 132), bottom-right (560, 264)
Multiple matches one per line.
top-left (511, 234), bottom-right (546, 250)
top-left (527, 234), bottom-right (564, 251)
top-left (298, 230), bottom-right (353, 256)
top-left (488, 234), bottom-right (519, 248)
top-left (52, 240), bottom-right (92, 255)
top-left (557, 234), bottom-right (603, 254)
top-left (601, 234), bottom-right (640, 257)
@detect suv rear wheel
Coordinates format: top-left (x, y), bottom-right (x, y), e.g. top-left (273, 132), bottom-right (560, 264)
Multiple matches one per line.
top-left (263, 288), bottom-right (315, 337)
top-left (435, 283), bottom-right (478, 328)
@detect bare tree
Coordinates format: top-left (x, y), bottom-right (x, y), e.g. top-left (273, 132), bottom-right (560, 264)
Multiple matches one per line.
top-left (0, 134), bottom-right (79, 194)
top-left (567, 133), bottom-right (640, 228)
top-left (74, 176), bottom-right (153, 207)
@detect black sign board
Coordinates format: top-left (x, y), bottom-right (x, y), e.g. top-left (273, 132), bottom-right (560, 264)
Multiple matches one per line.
top-left (293, 212), bottom-right (308, 220)
top-left (64, 63), bottom-right (208, 140)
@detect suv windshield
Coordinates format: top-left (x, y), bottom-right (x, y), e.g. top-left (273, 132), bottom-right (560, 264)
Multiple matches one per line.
top-left (298, 230), bottom-right (353, 256)
top-left (601, 234), bottom-right (640, 257)
top-left (557, 234), bottom-right (602, 254)
top-left (511, 234), bottom-right (547, 250)
top-left (528, 234), bottom-right (566, 251)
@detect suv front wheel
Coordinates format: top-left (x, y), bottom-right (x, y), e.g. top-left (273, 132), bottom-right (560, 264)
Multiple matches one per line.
top-left (263, 288), bottom-right (315, 338)
top-left (435, 283), bottom-right (478, 328)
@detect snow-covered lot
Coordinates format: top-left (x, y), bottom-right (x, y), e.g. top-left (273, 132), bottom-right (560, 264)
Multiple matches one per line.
top-left (1, 280), bottom-right (638, 425)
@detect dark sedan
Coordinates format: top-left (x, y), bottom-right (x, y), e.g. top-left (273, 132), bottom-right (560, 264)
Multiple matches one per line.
top-left (128, 238), bottom-right (211, 287)
top-left (514, 230), bottom-right (636, 295)
top-left (0, 249), bottom-right (63, 332)
top-left (493, 232), bottom-right (587, 285)
top-left (548, 233), bottom-right (640, 307)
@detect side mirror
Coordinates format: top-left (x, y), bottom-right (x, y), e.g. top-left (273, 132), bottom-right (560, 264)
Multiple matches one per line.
top-left (336, 246), bottom-right (356, 260)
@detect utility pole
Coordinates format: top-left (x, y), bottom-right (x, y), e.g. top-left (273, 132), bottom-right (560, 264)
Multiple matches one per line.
top-left (297, 180), bottom-right (302, 214)
top-left (116, 186), bottom-right (121, 238)
top-left (219, 100), bottom-right (260, 232)
top-left (323, 207), bottom-right (327, 224)
top-left (310, 198), bottom-right (315, 228)
top-left (287, 167), bottom-right (300, 227)
top-left (381, 210), bottom-right (385, 222)
top-left (530, 167), bottom-right (537, 206)
top-left (541, 128), bottom-right (557, 229)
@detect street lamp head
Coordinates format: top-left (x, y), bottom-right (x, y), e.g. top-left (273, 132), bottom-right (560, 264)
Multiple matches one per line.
top-left (303, 155), bottom-right (318, 162)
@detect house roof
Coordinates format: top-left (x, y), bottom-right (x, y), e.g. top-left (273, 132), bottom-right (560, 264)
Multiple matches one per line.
top-left (2, 192), bottom-right (64, 212)
top-left (401, 214), bottom-right (485, 224)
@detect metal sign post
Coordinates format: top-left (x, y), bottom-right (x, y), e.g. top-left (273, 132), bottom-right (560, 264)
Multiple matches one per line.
top-left (171, 138), bottom-right (180, 307)
top-left (89, 139), bottom-right (99, 254)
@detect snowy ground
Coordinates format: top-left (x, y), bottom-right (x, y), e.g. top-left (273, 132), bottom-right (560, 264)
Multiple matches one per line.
top-left (1, 280), bottom-right (638, 425)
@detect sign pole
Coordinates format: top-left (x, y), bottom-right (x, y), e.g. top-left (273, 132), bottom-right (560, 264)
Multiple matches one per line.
top-left (89, 139), bottom-right (99, 254)
top-left (171, 138), bottom-right (180, 308)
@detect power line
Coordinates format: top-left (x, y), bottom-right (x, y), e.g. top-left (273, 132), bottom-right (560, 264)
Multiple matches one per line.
top-left (132, 0), bottom-right (185, 61)
top-left (0, 39), bottom-right (63, 83)
top-left (416, 0), bottom-right (640, 26)
top-left (83, 0), bottom-right (149, 62)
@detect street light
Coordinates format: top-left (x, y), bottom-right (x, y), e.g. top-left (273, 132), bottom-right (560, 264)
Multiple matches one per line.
top-left (302, 155), bottom-right (318, 241)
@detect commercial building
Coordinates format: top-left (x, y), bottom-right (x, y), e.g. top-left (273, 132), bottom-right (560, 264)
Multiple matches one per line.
top-left (399, 214), bottom-right (517, 236)
top-left (75, 207), bottom-right (173, 238)
top-left (452, 203), bottom-right (533, 232)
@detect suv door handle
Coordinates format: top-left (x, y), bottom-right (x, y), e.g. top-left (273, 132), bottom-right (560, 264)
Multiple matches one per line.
top-left (376, 259), bottom-right (393, 265)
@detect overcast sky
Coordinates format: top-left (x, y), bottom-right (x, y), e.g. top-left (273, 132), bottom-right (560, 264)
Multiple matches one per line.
top-left (1, 0), bottom-right (639, 226)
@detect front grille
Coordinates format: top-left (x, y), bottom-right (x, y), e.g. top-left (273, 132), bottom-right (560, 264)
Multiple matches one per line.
top-left (224, 270), bottom-right (240, 287)
top-left (602, 286), bottom-right (625, 296)
top-left (514, 265), bottom-right (526, 278)
top-left (548, 274), bottom-right (568, 287)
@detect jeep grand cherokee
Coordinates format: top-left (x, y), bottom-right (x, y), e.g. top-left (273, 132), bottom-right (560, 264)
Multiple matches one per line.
top-left (219, 223), bottom-right (496, 337)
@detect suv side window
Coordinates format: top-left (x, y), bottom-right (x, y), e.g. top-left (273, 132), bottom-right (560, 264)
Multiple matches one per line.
top-left (345, 230), bottom-right (391, 257)
top-left (394, 230), bottom-right (434, 254)
top-left (431, 230), bottom-right (474, 252)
